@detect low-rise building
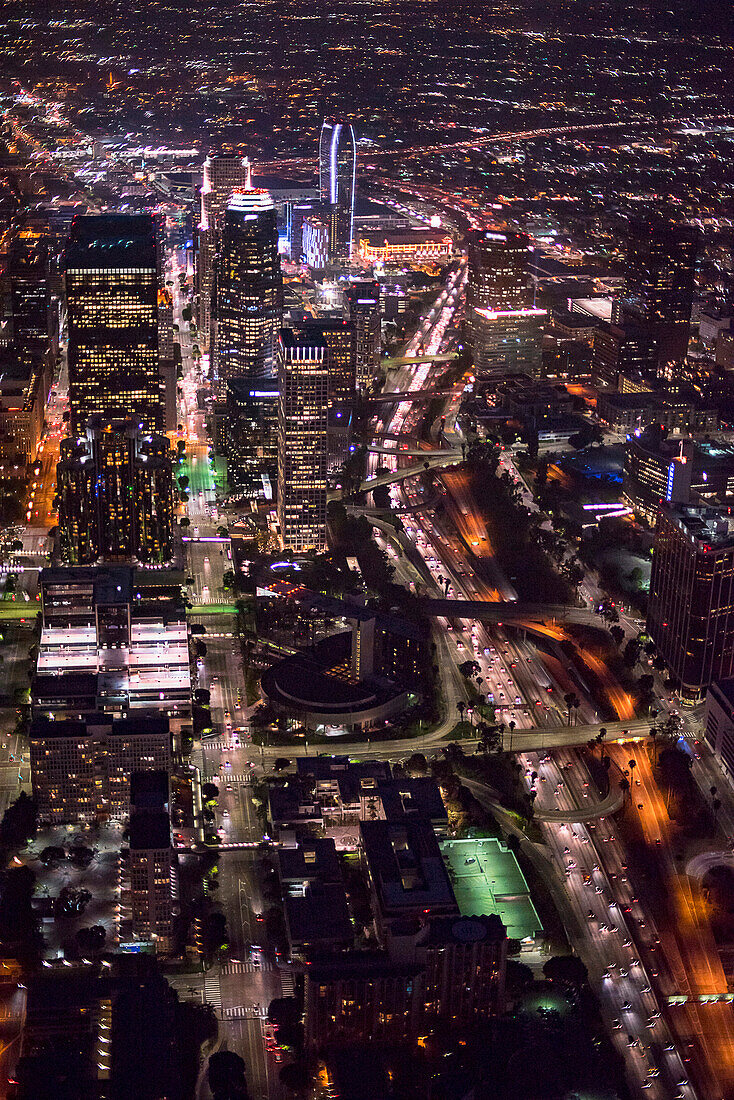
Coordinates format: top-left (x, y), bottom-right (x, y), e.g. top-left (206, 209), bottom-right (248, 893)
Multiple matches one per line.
top-left (596, 390), bottom-right (718, 435)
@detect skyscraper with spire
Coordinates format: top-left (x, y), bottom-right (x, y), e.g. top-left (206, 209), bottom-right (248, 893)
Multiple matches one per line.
top-left (318, 119), bottom-right (357, 259)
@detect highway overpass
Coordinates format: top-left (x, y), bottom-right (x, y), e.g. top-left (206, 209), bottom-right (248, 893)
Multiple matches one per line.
top-left (421, 597), bottom-right (599, 627)
top-left (383, 352), bottom-right (458, 368)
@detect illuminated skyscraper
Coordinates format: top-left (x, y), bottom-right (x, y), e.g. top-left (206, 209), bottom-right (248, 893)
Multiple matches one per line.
top-left (647, 504), bottom-right (734, 702)
top-left (212, 185), bottom-right (283, 388)
top-left (466, 230), bottom-right (545, 381)
top-left (319, 119), bottom-right (357, 258)
top-left (197, 155), bottom-right (252, 346)
top-left (621, 218), bottom-right (699, 377)
top-left (297, 319), bottom-right (356, 470)
top-left (65, 215), bottom-right (162, 435)
top-left (344, 281), bottom-right (381, 387)
top-left (277, 329), bottom-right (329, 552)
top-left (57, 415), bottom-right (173, 565)
top-left (466, 230), bottom-right (533, 315)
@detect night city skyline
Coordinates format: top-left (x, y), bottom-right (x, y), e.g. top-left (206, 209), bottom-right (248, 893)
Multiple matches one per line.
top-left (0, 3), bottom-right (733, 1100)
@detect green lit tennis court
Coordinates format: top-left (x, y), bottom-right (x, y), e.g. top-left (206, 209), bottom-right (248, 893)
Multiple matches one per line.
top-left (440, 837), bottom-right (542, 942)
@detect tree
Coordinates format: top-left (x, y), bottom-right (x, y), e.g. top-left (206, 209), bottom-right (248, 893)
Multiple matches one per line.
top-left (207, 1050), bottom-right (249, 1100)
top-left (609, 625), bottom-right (625, 647)
top-left (222, 570), bottom-right (235, 590)
top-left (0, 790), bottom-right (37, 848)
top-left (55, 886), bottom-right (92, 917)
top-left (75, 924), bottom-right (106, 954)
top-left (180, 516), bottom-right (190, 529)
top-left (39, 845), bottom-right (66, 866)
top-left (543, 954), bottom-right (588, 987)
top-left (190, 624), bottom-right (207, 636)
top-left (456, 700), bottom-right (465, 724)
top-left (202, 783), bottom-right (219, 803)
top-left (217, 526), bottom-right (229, 538)
top-left (68, 845), bottom-right (95, 868)
top-left (272, 758), bottom-right (291, 772)
top-left (279, 1062), bottom-right (310, 1093)
top-left (267, 997), bottom-right (300, 1029)
top-left (177, 474), bottom-right (190, 490)
top-left (458, 659), bottom-right (480, 679)
top-left (623, 638), bottom-right (641, 668)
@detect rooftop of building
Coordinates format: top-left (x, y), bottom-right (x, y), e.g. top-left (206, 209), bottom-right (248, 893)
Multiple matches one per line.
top-left (284, 881), bottom-right (352, 947)
top-left (130, 769), bottom-right (169, 810)
top-left (305, 952), bottom-right (419, 983)
top-left (29, 714), bottom-right (171, 741)
top-left (376, 778), bottom-right (447, 824)
top-left (628, 430), bottom-right (734, 463)
top-left (65, 213), bottom-right (156, 270)
top-left (277, 837), bottom-right (342, 884)
top-left (129, 808), bottom-right (171, 851)
top-left (359, 229), bottom-right (452, 246)
top-left (296, 756), bottom-right (391, 782)
top-left (360, 819), bottom-right (457, 916)
top-left (708, 678), bottom-right (734, 714)
top-left (552, 309), bottom-right (600, 329)
top-left (439, 837), bottom-right (542, 943)
top-left (662, 504), bottom-right (734, 549)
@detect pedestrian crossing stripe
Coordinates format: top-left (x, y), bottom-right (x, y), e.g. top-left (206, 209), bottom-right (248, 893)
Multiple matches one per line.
top-left (203, 773), bottom-right (253, 784)
top-left (221, 960), bottom-right (273, 975)
top-left (204, 973), bottom-right (222, 1008)
top-left (280, 971), bottom-right (295, 996)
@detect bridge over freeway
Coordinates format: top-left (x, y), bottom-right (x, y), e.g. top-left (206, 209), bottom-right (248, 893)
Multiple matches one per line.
top-left (330, 452), bottom-right (464, 499)
top-left (367, 444), bottom-right (461, 459)
top-left (383, 352), bottom-right (458, 368)
top-left (368, 388), bottom-right (451, 403)
top-left (421, 597), bottom-right (599, 628)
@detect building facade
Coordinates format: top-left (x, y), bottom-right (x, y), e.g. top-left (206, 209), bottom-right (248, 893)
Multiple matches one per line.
top-left (211, 186), bottom-right (282, 388)
top-left (29, 715), bottom-right (171, 824)
top-left (621, 218), bottom-right (699, 377)
top-left (65, 214), bottom-right (162, 435)
top-left (591, 319), bottom-right (658, 389)
top-left (197, 155), bottom-right (252, 346)
top-left (277, 330), bottom-right (329, 552)
top-left (57, 415), bottom-right (173, 565)
top-left (472, 307), bottom-right (546, 381)
top-left (647, 505), bottom-right (734, 701)
top-left (344, 281), bottom-right (381, 387)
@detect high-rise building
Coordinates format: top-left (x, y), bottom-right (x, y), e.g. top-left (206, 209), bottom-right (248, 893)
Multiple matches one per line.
top-left (211, 186), bottom-right (282, 388)
top-left (277, 329), bottom-right (329, 552)
top-left (319, 119), bottom-right (357, 258)
top-left (128, 771), bottom-right (176, 953)
top-left (57, 415), bottom-right (173, 565)
top-left (344, 281), bottom-right (381, 388)
top-left (65, 214), bottom-right (162, 435)
top-left (224, 376), bottom-right (278, 498)
top-left (297, 319), bottom-right (355, 470)
top-left (29, 714), bottom-right (171, 824)
top-left (0, 345), bottom-right (48, 462)
top-left (466, 230), bottom-right (545, 381)
top-left (592, 319), bottom-right (658, 389)
top-left (197, 155), bottom-right (251, 345)
top-left (466, 230), bottom-right (533, 315)
top-left (7, 230), bottom-right (53, 370)
top-left (472, 307), bottom-right (546, 380)
top-left (621, 218), bottom-right (699, 377)
top-left (647, 504), bottom-right (734, 701)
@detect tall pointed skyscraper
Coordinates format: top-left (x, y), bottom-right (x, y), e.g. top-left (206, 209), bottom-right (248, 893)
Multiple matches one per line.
top-left (318, 119), bottom-right (357, 259)
top-left (197, 155), bottom-right (252, 347)
top-left (211, 175), bottom-right (283, 388)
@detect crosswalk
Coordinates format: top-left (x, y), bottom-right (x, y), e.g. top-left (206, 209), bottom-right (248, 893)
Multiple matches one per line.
top-left (223, 1005), bottom-right (266, 1019)
top-left (204, 972), bottom-right (222, 1010)
top-left (221, 959), bottom-right (273, 975)
top-left (204, 772), bottom-right (254, 784)
top-left (280, 969), bottom-right (295, 997)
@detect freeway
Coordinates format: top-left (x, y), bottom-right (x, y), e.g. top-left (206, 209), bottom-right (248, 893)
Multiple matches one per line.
top-left (606, 741), bottom-right (734, 1098)
top-left (366, 443), bottom-right (461, 459)
top-left (512, 747), bottom-right (696, 1100)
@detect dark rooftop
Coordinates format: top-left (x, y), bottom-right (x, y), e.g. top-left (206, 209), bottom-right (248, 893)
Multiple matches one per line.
top-left (129, 809), bottom-right (171, 851)
top-left (65, 213), bottom-right (156, 271)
